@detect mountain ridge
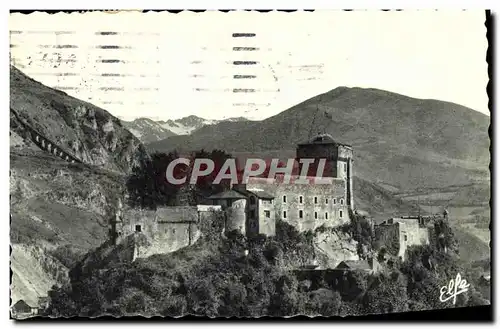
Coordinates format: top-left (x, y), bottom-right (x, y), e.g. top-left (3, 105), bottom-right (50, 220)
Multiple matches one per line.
top-left (121, 115), bottom-right (251, 143)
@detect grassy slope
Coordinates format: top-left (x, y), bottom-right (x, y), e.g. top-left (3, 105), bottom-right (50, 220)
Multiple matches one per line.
top-left (10, 149), bottom-right (124, 251)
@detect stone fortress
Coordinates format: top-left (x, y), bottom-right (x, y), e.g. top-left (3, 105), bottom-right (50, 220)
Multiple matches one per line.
top-left (12, 108), bottom-right (438, 263)
top-left (212, 133), bottom-right (354, 234)
top-left (13, 100), bottom-right (440, 264)
top-left (111, 133), bottom-right (356, 258)
top-left (105, 133), bottom-right (437, 263)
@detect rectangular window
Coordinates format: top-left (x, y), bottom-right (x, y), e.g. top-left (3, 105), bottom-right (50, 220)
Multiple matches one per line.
top-left (340, 199), bottom-right (344, 205)
top-left (249, 210), bottom-right (255, 219)
top-left (299, 210), bottom-right (303, 219)
top-left (325, 213), bottom-right (328, 219)
top-left (264, 210), bottom-right (270, 218)
top-left (135, 224), bottom-right (142, 232)
top-left (325, 198), bottom-right (328, 204)
top-left (314, 196), bottom-right (318, 204)
top-left (283, 211), bottom-right (287, 219)
top-left (314, 212), bottom-right (318, 219)
top-left (404, 235), bottom-right (408, 242)
top-left (299, 196), bottom-right (303, 204)
top-left (283, 195), bottom-right (287, 203)
top-left (344, 163), bottom-right (347, 171)
top-left (339, 210), bottom-right (343, 218)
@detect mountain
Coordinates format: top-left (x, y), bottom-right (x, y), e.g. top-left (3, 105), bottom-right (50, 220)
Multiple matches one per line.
top-left (122, 115), bottom-right (250, 143)
top-left (120, 118), bottom-right (177, 144)
top-left (10, 66), bottom-right (149, 174)
top-left (148, 87), bottom-right (490, 192)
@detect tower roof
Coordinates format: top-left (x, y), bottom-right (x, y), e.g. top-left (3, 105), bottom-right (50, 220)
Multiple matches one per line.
top-left (297, 133), bottom-right (352, 147)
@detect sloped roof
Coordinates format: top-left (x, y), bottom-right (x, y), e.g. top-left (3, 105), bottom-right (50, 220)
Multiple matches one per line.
top-left (336, 260), bottom-right (371, 271)
top-left (239, 189), bottom-right (275, 200)
top-left (12, 299), bottom-right (35, 311)
top-left (208, 189), bottom-right (247, 200)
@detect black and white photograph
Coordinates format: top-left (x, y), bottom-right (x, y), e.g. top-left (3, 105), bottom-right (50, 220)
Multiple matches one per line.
top-left (8, 9), bottom-right (492, 320)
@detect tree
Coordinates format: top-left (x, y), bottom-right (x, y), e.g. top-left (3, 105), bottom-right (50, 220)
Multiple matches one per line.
top-left (125, 151), bottom-right (181, 209)
top-left (343, 210), bottom-right (374, 257)
top-left (305, 288), bottom-right (342, 316)
top-left (190, 149), bottom-right (233, 200)
top-left (362, 271), bottom-right (408, 314)
top-left (433, 218), bottom-right (459, 254)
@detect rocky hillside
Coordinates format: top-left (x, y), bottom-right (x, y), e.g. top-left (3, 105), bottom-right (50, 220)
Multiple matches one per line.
top-left (10, 147), bottom-right (125, 311)
top-left (10, 65), bottom-right (146, 311)
top-left (10, 66), bottom-right (149, 174)
top-left (148, 87), bottom-right (490, 191)
top-left (10, 244), bottom-right (70, 308)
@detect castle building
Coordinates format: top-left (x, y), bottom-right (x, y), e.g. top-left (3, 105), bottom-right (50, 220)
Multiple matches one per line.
top-left (109, 198), bottom-right (223, 258)
top-left (218, 133), bottom-right (354, 234)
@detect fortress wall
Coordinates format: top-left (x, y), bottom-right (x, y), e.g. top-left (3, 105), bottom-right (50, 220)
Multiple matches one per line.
top-left (375, 218), bottom-right (430, 260)
top-left (258, 199), bottom-right (276, 236)
top-left (246, 177), bottom-right (348, 232)
top-left (228, 199), bottom-right (247, 235)
top-left (122, 206), bottom-right (203, 258)
top-left (121, 206), bottom-right (227, 259)
top-left (155, 206), bottom-right (199, 223)
top-left (374, 223), bottom-right (400, 255)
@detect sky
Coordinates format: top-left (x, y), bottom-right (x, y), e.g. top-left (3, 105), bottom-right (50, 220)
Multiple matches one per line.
top-left (9, 10), bottom-right (489, 121)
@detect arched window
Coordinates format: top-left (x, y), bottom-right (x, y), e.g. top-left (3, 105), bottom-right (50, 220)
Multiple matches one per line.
top-left (249, 196), bottom-right (256, 205)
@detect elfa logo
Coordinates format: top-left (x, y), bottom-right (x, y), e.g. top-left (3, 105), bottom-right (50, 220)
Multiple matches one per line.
top-left (164, 158), bottom-right (338, 185)
top-left (439, 273), bottom-right (470, 305)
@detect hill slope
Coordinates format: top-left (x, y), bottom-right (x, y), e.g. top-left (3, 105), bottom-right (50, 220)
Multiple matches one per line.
top-left (10, 65), bottom-right (142, 310)
top-left (148, 87), bottom-right (490, 191)
top-left (10, 66), bottom-right (148, 174)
